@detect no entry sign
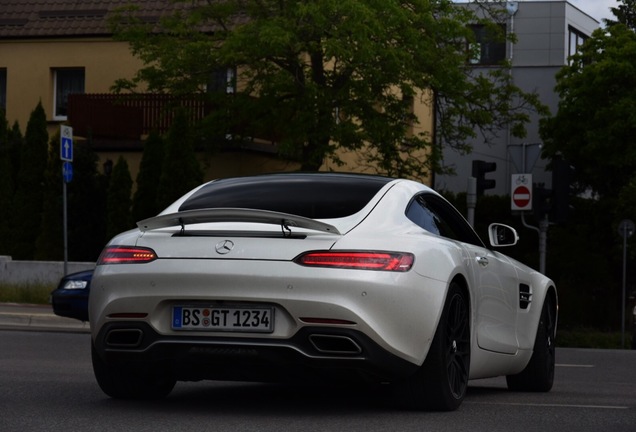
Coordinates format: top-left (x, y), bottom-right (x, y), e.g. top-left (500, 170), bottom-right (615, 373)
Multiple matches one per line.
top-left (511, 174), bottom-right (532, 211)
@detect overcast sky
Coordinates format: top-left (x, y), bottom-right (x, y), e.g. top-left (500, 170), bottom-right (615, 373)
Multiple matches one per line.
top-left (570, 0), bottom-right (619, 23)
top-left (453, 1), bottom-right (621, 24)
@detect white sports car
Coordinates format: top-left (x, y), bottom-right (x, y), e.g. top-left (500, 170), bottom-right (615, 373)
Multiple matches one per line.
top-left (89, 173), bottom-right (557, 411)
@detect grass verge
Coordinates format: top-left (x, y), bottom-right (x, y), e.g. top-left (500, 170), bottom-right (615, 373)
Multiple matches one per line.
top-left (557, 328), bottom-right (627, 349)
top-left (0, 282), bottom-right (54, 305)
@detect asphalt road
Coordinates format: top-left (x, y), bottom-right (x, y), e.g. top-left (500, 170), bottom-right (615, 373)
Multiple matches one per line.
top-left (1, 327), bottom-right (635, 432)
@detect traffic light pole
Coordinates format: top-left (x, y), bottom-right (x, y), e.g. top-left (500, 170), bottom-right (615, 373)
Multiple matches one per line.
top-left (467, 177), bottom-right (476, 227)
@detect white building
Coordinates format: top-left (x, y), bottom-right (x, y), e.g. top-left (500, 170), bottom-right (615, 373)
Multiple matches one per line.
top-left (435, 0), bottom-right (599, 196)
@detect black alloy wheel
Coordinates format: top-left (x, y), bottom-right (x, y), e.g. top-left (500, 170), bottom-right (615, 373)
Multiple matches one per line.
top-left (506, 293), bottom-right (556, 392)
top-left (444, 288), bottom-right (471, 400)
top-left (394, 282), bottom-right (470, 411)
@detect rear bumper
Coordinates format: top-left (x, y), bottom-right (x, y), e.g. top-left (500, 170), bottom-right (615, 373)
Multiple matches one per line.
top-left (90, 259), bottom-right (449, 366)
top-left (93, 321), bottom-right (419, 384)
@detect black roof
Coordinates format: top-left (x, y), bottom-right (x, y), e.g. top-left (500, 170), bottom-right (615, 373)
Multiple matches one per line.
top-left (179, 173), bottom-right (394, 219)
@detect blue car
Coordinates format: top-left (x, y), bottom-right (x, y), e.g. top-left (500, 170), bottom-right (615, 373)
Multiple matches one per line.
top-left (50, 270), bottom-right (93, 322)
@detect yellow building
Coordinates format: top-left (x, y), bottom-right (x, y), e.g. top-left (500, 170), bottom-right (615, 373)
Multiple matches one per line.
top-left (1, 0), bottom-right (433, 184)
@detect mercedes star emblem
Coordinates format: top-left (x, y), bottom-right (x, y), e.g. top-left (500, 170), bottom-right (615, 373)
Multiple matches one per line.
top-left (215, 240), bottom-right (234, 255)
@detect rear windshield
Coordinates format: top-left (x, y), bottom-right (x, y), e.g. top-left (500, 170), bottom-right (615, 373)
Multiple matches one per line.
top-left (179, 173), bottom-right (393, 219)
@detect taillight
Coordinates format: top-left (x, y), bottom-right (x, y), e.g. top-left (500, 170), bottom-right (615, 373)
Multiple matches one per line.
top-left (97, 246), bottom-right (157, 264)
top-left (294, 251), bottom-right (414, 272)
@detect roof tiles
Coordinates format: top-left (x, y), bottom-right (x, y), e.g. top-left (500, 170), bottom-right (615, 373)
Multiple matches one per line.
top-left (0, 0), bottom-right (184, 38)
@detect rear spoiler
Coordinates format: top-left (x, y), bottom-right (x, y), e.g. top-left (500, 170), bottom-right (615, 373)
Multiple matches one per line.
top-left (137, 208), bottom-right (341, 235)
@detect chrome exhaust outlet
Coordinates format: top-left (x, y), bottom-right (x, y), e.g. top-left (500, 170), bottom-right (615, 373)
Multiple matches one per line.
top-left (309, 334), bottom-right (362, 355)
top-left (105, 329), bottom-right (143, 347)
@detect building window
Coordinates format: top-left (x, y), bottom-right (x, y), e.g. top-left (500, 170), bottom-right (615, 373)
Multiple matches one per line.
top-left (468, 24), bottom-right (507, 65)
top-left (53, 68), bottom-right (85, 120)
top-left (568, 26), bottom-right (588, 60)
top-left (0, 69), bottom-right (6, 111)
top-left (207, 67), bottom-right (236, 94)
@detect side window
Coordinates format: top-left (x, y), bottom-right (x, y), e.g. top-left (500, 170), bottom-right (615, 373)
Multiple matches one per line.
top-left (406, 193), bottom-right (484, 247)
top-left (53, 68), bottom-right (85, 120)
top-left (406, 197), bottom-right (442, 236)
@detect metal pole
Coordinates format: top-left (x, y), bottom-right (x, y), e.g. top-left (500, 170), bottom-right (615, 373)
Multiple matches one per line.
top-left (63, 179), bottom-right (68, 276)
top-left (467, 177), bottom-right (477, 228)
top-left (622, 227), bottom-right (627, 349)
top-left (539, 215), bottom-right (549, 275)
top-left (520, 212), bottom-right (547, 275)
top-left (618, 219), bottom-right (634, 348)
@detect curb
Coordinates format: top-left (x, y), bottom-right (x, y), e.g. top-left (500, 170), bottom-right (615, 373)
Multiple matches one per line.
top-left (0, 304), bottom-right (90, 333)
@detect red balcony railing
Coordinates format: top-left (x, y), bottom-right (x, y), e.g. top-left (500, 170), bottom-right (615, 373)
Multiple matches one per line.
top-left (67, 93), bottom-right (211, 140)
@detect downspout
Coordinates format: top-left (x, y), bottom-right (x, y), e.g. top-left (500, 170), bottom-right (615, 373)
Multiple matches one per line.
top-left (506, 2), bottom-right (519, 186)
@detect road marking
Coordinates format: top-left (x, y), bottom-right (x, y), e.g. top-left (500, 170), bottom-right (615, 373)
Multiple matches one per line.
top-left (556, 363), bottom-right (595, 368)
top-left (467, 402), bottom-right (628, 410)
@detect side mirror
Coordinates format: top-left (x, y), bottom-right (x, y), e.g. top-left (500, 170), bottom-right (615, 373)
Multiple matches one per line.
top-left (488, 223), bottom-right (519, 247)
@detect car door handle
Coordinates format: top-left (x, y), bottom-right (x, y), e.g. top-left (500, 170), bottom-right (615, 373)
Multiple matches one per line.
top-left (476, 256), bottom-right (489, 267)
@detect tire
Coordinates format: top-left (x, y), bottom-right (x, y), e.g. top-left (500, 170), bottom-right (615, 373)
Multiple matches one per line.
top-left (395, 282), bottom-right (471, 411)
top-left (506, 293), bottom-right (556, 392)
top-left (91, 343), bottom-right (176, 399)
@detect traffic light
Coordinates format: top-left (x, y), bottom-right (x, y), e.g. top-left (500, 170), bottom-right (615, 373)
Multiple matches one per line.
top-left (472, 160), bottom-right (497, 196)
top-left (533, 183), bottom-right (552, 220)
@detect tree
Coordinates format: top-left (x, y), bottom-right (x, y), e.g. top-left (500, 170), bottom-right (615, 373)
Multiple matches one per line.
top-left (539, 0), bottom-right (636, 331)
top-left (106, 156), bottom-right (133, 241)
top-left (132, 131), bottom-right (165, 221)
top-left (35, 131), bottom-right (108, 262)
top-left (540, 19), bottom-right (636, 200)
top-left (7, 121), bottom-right (23, 187)
top-left (66, 139), bottom-right (109, 261)
top-left (111, 0), bottom-right (543, 179)
top-left (0, 119), bottom-right (22, 256)
top-left (34, 131), bottom-right (64, 261)
top-left (8, 102), bottom-right (48, 259)
top-left (156, 110), bottom-right (203, 210)
top-left (606, 0), bottom-right (636, 29)
top-left (0, 110), bottom-right (12, 252)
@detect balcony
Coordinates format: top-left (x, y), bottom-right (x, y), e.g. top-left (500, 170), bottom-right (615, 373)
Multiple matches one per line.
top-left (67, 93), bottom-right (212, 149)
top-left (67, 93), bottom-right (282, 152)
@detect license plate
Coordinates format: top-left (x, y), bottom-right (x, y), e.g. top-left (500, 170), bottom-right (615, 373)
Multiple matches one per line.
top-left (172, 306), bottom-right (274, 332)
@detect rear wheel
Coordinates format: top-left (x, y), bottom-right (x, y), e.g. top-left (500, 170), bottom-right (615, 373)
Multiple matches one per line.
top-left (91, 343), bottom-right (176, 399)
top-left (395, 282), bottom-right (470, 411)
top-left (506, 293), bottom-right (556, 392)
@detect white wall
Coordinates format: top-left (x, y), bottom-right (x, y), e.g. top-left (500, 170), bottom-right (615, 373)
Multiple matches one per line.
top-left (0, 256), bottom-right (95, 285)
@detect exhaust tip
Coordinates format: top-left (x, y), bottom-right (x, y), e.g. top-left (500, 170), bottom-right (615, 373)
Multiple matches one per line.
top-left (309, 334), bottom-right (362, 355)
top-left (105, 328), bottom-right (143, 347)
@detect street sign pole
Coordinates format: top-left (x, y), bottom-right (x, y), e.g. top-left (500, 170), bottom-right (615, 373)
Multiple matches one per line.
top-left (60, 126), bottom-right (73, 275)
top-left (514, 174), bottom-right (548, 274)
top-left (63, 179), bottom-right (68, 275)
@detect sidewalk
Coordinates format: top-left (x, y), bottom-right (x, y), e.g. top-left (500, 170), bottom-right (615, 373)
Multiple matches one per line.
top-left (0, 303), bottom-right (90, 332)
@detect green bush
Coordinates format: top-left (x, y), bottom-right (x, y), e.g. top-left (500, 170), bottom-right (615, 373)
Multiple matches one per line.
top-left (0, 282), bottom-right (54, 305)
top-left (557, 328), bottom-right (625, 349)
